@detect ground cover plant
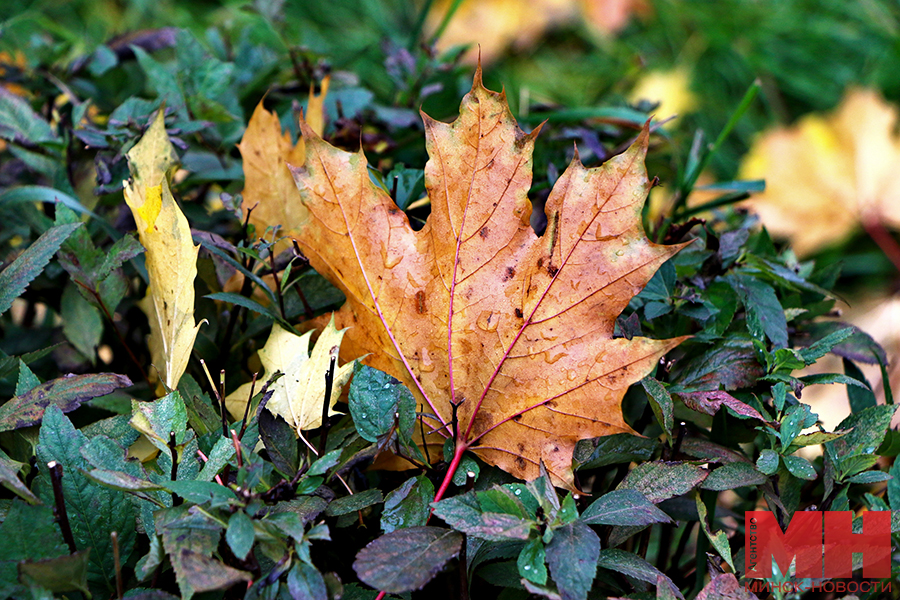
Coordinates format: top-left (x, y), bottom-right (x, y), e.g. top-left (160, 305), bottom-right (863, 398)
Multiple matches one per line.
top-left (1, 2), bottom-right (898, 599)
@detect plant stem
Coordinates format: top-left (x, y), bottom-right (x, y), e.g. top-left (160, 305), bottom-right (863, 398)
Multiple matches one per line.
top-left (433, 442), bottom-right (467, 505)
top-left (862, 216), bottom-right (900, 274)
top-left (111, 531), bottom-right (124, 600)
top-left (317, 356), bottom-right (337, 456)
top-left (48, 461), bottom-right (77, 553)
top-left (168, 432), bottom-right (182, 506)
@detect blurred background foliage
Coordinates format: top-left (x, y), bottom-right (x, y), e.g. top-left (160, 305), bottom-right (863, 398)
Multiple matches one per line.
top-left (2, 0), bottom-right (899, 418)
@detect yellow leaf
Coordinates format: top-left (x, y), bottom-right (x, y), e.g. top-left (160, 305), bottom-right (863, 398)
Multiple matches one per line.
top-left (237, 78), bottom-right (329, 253)
top-left (225, 316), bottom-right (358, 434)
top-left (629, 67), bottom-right (696, 120)
top-left (740, 88), bottom-right (900, 256)
top-left (124, 110), bottom-right (200, 391)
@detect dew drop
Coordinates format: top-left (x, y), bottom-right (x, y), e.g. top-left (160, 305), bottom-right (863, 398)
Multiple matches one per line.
top-left (567, 370), bottom-right (578, 381)
top-left (420, 349), bottom-right (435, 373)
top-left (476, 310), bottom-right (498, 332)
top-left (383, 252), bottom-right (403, 269)
top-left (545, 351), bottom-right (566, 365)
top-left (514, 489), bottom-right (522, 496)
top-left (523, 565), bottom-right (531, 571)
top-left (615, 249), bottom-right (625, 256)
top-left (360, 413), bottom-right (367, 419)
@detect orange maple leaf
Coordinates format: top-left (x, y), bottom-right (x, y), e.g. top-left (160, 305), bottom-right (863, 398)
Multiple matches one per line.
top-left (290, 70), bottom-right (685, 490)
top-left (237, 78), bottom-right (329, 251)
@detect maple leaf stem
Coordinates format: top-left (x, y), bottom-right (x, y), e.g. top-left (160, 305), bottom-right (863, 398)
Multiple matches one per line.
top-left (432, 441), bottom-right (469, 505)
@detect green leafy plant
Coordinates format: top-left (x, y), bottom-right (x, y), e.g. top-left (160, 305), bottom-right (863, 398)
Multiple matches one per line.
top-left (0, 3), bottom-right (898, 600)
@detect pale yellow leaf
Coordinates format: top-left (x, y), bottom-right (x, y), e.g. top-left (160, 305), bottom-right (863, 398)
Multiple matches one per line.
top-left (225, 315), bottom-right (358, 433)
top-left (740, 87), bottom-right (900, 256)
top-left (124, 110), bottom-right (200, 391)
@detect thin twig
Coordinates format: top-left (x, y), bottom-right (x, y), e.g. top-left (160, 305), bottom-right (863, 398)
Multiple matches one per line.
top-left (111, 531), bottom-right (124, 600)
top-left (48, 462), bottom-right (77, 554)
top-left (238, 372), bottom-right (259, 440)
top-left (862, 216), bottom-right (900, 274)
top-left (317, 356), bottom-right (337, 456)
top-left (168, 432), bottom-right (182, 506)
top-left (230, 429), bottom-right (244, 469)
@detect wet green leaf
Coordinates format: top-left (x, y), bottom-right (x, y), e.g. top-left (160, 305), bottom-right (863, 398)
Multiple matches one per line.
top-left (226, 511), bottom-right (255, 560)
top-left (545, 521), bottom-right (599, 600)
top-left (580, 490), bottom-right (672, 526)
top-left (349, 364), bottom-right (416, 442)
top-left (382, 475), bottom-right (434, 533)
top-left (353, 527), bottom-right (463, 593)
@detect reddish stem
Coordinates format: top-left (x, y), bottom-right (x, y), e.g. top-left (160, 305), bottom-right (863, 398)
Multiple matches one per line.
top-left (862, 216), bottom-right (900, 274)
top-left (433, 441), bottom-right (468, 506)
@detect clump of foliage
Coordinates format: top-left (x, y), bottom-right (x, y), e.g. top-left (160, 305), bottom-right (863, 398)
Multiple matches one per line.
top-left (0, 4), bottom-right (897, 600)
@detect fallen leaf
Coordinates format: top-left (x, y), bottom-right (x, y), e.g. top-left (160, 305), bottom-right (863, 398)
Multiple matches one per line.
top-left (289, 69), bottom-right (686, 489)
top-left (429, 0), bottom-right (645, 64)
top-left (224, 316), bottom-right (358, 433)
top-left (740, 87), bottom-right (900, 256)
top-left (629, 67), bottom-right (697, 121)
top-left (237, 79), bottom-right (329, 252)
top-left (124, 110), bottom-right (200, 391)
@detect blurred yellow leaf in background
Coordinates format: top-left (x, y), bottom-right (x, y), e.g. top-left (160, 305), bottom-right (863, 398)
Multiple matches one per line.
top-left (430, 0), bottom-right (645, 63)
top-left (740, 88), bottom-right (900, 256)
top-left (629, 67), bottom-right (696, 120)
top-left (124, 110), bottom-right (200, 392)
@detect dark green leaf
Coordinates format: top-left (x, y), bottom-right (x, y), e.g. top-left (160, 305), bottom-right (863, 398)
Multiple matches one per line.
top-left (431, 492), bottom-right (533, 541)
top-left (674, 336), bottom-right (764, 391)
top-left (617, 462), bottom-right (708, 503)
top-left (287, 562), bottom-right (327, 600)
top-left (597, 549), bottom-right (679, 595)
top-left (580, 490), bottom-right (672, 526)
top-left (756, 450), bottom-right (779, 475)
top-left (325, 489), bottom-right (383, 516)
top-left (61, 282), bottom-right (103, 360)
top-left (0, 222), bottom-right (81, 316)
top-left (843, 358), bottom-right (877, 413)
top-left (545, 521), bottom-right (599, 600)
top-left (85, 469), bottom-right (163, 492)
top-left (307, 449), bottom-right (342, 477)
top-left (0, 450), bottom-right (40, 504)
top-left (796, 327), bottom-right (853, 364)
top-left (197, 436), bottom-right (236, 482)
top-left (174, 550), bottom-right (252, 598)
top-left (845, 471), bottom-right (891, 484)
top-left (826, 405), bottom-right (898, 459)
top-left (780, 404), bottom-right (813, 450)
top-left (348, 364), bottom-right (416, 442)
top-left (701, 462), bottom-right (766, 490)
top-left (0, 372), bottom-right (132, 432)
top-left (259, 409), bottom-right (298, 476)
top-left (226, 511), bottom-right (255, 560)
top-left (18, 550), bottom-right (91, 594)
top-left (353, 526), bottom-right (463, 593)
top-left (642, 377), bottom-right (673, 438)
top-left (518, 536), bottom-right (547, 584)
top-left (782, 455), bottom-right (816, 480)
top-left (130, 391), bottom-right (189, 454)
top-left (37, 406), bottom-right (136, 590)
top-left (798, 373), bottom-right (871, 388)
top-left (888, 459), bottom-right (900, 511)
top-left (166, 480), bottom-right (237, 506)
top-left (15, 360), bottom-right (40, 396)
top-left (573, 434), bottom-right (656, 469)
top-left (801, 321), bottom-right (887, 365)
top-left (97, 234), bottom-right (145, 281)
top-left (382, 475), bottom-right (434, 533)
top-left (155, 505), bottom-right (223, 599)
top-left (0, 500), bottom-right (68, 597)
top-left (724, 274), bottom-right (787, 348)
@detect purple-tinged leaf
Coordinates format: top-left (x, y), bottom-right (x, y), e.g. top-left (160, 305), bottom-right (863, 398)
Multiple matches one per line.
top-left (353, 526), bottom-right (463, 593)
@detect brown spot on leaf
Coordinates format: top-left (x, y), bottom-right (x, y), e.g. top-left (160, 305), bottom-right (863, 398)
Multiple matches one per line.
top-left (547, 264), bottom-right (559, 277)
top-left (502, 266), bottom-right (516, 282)
top-left (514, 308), bottom-right (523, 319)
top-left (515, 457), bottom-right (526, 470)
top-left (479, 226), bottom-right (489, 239)
top-left (415, 291), bottom-right (426, 314)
